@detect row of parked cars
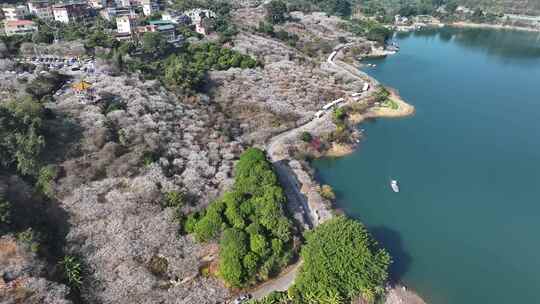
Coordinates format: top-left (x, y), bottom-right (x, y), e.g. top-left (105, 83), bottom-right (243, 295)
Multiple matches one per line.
top-left (18, 56), bottom-right (95, 72)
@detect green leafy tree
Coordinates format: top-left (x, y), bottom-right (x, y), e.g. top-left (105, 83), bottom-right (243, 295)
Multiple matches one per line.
top-left (184, 212), bottom-right (200, 234)
top-left (300, 131), bottom-right (313, 143)
top-left (0, 199), bottom-right (11, 228)
top-left (162, 191), bottom-right (185, 209)
top-left (250, 233), bottom-right (268, 257)
top-left (266, 0), bottom-right (289, 24)
top-left (219, 228), bottom-right (248, 287)
top-left (61, 255), bottom-right (83, 289)
top-left (141, 32), bottom-right (172, 59)
top-left (0, 97), bottom-right (45, 176)
top-left (36, 165), bottom-right (58, 198)
top-left (257, 21), bottom-right (275, 35)
top-left (194, 208), bottom-right (224, 242)
top-left (291, 216), bottom-right (391, 302)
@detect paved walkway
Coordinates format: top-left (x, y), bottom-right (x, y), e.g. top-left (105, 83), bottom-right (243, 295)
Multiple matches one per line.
top-left (249, 262), bottom-right (302, 300)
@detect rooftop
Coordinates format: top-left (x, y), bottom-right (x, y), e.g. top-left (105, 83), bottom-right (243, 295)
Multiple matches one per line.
top-left (4, 20), bottom-right (36, 27)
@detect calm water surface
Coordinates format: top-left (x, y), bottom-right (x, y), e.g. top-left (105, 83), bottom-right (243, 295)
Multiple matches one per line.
top-left (313, 28), bottom-right (540, 304)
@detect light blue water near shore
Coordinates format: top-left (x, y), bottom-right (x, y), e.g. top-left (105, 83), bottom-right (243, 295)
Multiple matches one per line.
top-left (313, 28), bottom-right (540, 304)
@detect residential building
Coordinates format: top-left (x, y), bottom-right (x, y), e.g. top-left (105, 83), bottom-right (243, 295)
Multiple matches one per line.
top-left (28, 1), bottom-right (54, 20)
top-left (88, 0), bottom-right (107, 9)
top-left (136, 20), bottom-right (179, 43)
top-left (3, 20), bottom-right (38, 36)
top-left (184, 8), bottom-right (215, 24)
top-left (1, 5), bottom-right (29, 21)
top-left (148, 19), bottom-right (175, 42)
top-left (162, 11), bottom-right (190, 25)
top-left (116, 15), bottom-right (135, 34)
top-left (115, 6), bottom-right (136, 18)
top-left (116, 0), bottom-right (133, 7)
top-left (31, 6), bottom-right (54, 20)
top-left (52, 2), bottom-right (90, 23)
top-left (99, 6), bottom-right (116, 21)
top-left (142, 0), bottom-right (159, 16)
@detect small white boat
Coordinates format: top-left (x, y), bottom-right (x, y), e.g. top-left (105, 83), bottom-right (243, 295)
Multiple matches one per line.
top-left (391, 180), bottom-right (400, 193)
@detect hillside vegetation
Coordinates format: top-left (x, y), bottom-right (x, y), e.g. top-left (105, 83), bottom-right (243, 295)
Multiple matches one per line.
top-left (187, 148), bottom-right (295, 287)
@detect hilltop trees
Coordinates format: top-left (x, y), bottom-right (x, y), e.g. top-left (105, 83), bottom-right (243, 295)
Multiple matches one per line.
top-left (188, 148), bottom-right (293, 287)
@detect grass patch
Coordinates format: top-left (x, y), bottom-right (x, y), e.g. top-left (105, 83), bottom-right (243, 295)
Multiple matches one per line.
top-left (382, 98), bottom-right (399, 110)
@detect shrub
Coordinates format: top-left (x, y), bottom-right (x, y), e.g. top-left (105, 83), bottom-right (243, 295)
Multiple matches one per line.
top-left (184, 212), bottom-right (200, 234)
top-left (219, 228), bottom-right (248, 287)
top-left (319, 184), bottom-right (336, 200)
top-left (265, 0), bottom-right (289, 24)
top-left (0, 199), bottom-right (11, 227)
top-left (36, 165), bottom-right (57, 198)
top-left (16, 228), bottom-right (41, 253)
top-left (141, 151), bottom-right (158, 167)
top-left (0, 97), bottom-right (45, 176)
top-left (332, 107), bottom-right (346, 122)
top-left (300, 131), bottom-right (312, 143)
top-left (257, 21), bottom-right (275, 35)
top-left (60, 255), bottom-right (83, 289)
top-left (194, 208), bottom-right (224, 242)
top-left (148, 255), bottom-right (169, 277)
top-left (162, 191), bottom-right (185, 209)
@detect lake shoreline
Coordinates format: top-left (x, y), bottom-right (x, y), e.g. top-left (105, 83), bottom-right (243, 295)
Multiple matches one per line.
top-left (264, 43), bottom-right (424, 303)
top-left (448, 21), bottom-right (540, 32)
top-left (324, 89), bottom-right (415, 158)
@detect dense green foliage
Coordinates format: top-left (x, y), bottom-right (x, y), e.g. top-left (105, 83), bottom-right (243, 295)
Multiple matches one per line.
top-left (374, 86), bottom-right (391, 103)
top-left (345, 18), bottom-right (393, 44)
top-left (36, 165), bottom-right (58, 198)
top-left (266, 0), bottom-right (290, 24)
top-left (0, 97), bottom-right (46, 176)
top-left (61, 255), bottom-right (83, 289)
top-left (189, 148), bottom-right (293, 287)
top-left (290, 216), bottom-right (391, 303)
top-left (162, 43), bottom-right (258, 93)
top-left (300, 131), bottom-right (313, 143)
top-left (0, 199), bottom-right (11, 229)
top-left (141, 32), bottom-right (174, 59)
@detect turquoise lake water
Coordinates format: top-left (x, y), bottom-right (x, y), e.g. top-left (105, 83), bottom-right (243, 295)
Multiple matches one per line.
top-left (313, 28), bottom-right (540, 304)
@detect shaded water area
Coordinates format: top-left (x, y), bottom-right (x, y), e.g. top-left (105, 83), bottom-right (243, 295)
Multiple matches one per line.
top-left (313, 27), bottom-right (540, 304)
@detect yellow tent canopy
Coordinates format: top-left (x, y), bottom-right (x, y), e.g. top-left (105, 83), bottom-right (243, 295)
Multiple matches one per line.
top-left (72, 81), bottom-right (92, 92)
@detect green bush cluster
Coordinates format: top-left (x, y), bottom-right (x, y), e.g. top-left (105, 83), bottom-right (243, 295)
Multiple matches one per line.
top-left (346, 19), bottom-right (393, 44)
top-left (36, 165), bottom-right (58, 199)
top-left (0, 97), bottom-right (45, 176)
top-left (187, 148), bottom-right (293, 287)
top-left (0, 199), bottom-right (11, 230)
top-left (256, 22), bottom-right (300, 47)
top-left (300, 131), bottom-right (313, 143)
top-left (374, 86), bottom-right (391, 103)
top-left (163, 43), bottom-right (259, 93)
top-left (60, 255), bottom-right (83, 289)
top-left (291, 216), bottom-right (391, 303)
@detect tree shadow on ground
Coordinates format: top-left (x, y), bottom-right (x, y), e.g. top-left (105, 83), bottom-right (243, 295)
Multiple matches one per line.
top-left (370, 226), bottom-right (412, 283)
